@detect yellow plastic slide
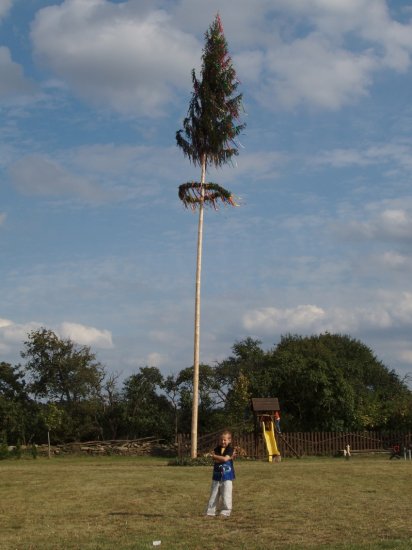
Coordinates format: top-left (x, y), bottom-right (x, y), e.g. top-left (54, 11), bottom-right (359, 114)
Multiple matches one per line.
top-left (262, 421), bottom-right (281, 462)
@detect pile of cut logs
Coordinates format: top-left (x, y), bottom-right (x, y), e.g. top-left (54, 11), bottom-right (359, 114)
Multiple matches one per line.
top-left (34, 437), bottom-right (177, 457)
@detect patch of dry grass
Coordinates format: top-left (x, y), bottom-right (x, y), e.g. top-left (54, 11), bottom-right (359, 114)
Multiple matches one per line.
top-left (0, 455), bottom-right (411, 549)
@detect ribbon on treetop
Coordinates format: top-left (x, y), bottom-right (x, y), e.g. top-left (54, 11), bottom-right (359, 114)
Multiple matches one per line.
top-left (178, 182), bottom-right (238, 210)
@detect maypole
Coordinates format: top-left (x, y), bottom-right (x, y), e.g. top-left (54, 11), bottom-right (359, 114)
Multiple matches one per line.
top-left (191, 155), bottom-right (205, 457)
top-left (176, 14), bottom-right (245, 458)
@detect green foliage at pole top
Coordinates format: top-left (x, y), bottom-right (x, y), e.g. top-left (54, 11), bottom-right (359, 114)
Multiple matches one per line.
top-left (176, 14), bottom-right (245, 168)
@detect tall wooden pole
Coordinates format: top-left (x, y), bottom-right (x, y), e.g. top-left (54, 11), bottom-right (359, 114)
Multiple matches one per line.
top-left (191, 155), bottom-right (206, 458)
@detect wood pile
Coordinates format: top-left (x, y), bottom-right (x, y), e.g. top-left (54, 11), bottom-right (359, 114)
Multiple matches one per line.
top-left (34, 437), bottom-right (177, 457)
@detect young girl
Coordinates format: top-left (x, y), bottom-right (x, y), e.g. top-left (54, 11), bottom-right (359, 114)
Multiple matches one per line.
top-left (274, 410), bottom-right (281, 433)
top-left (205, 430), bottom-right (235, 517)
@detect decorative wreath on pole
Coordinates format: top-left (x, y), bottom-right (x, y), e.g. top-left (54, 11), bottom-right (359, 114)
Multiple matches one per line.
top-left (178, 182), bottom-right (238, 210)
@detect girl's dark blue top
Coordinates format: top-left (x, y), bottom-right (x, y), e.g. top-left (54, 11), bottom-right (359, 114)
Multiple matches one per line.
top-left (212, 445), bottom-right (235, 481)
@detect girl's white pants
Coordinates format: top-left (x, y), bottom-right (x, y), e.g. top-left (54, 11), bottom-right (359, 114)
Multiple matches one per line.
top-left (205, 480), bottom-right (232, 516)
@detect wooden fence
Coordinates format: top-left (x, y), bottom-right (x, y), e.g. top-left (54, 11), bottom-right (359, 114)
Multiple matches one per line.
top-left (177, 431), bottom-right (412, 459)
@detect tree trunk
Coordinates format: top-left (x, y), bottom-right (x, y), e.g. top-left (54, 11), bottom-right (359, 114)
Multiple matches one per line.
top-left (191, 155), bottom-right (206, 458)
top-left (47, 429), bottom-right (51, 459)
top-left (174, 404), bottom-right (179, 445)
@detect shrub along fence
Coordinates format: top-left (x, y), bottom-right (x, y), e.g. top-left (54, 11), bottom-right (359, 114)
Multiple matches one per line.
top-left (177, 431), bottom-right (412, 459)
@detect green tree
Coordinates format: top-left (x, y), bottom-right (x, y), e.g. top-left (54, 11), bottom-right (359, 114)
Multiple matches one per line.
top-left (176, 14), bottom-right (245, 457)
top-left (98, 373), bottom-right (125, 440)
top-left (40, 403), bottom-right (64, 458)
top-left (122, 367), bottom-right (173, 440)
top-left (209, 334), bottom-right (412, 432)
top-left (215, 338), bottom-right (267, 393)
top-left (175, 364), bottom-right (224, 434)
top-left (0, 362), bottom-right (31, 444)
top-left (224, 371), bottom-right (251, 429)
top-left (162, 374), bottom-right (182, 443)
top-left (265, 333), bottom-right (412, 431)
top-left (213, 338), bottom-right (265, 428)
top-left (21, 328), bottom-right (106, 440)
top-left (21, 328), bottom-right (104, 403)
top-left (272, 351), bottom-right (355, 431)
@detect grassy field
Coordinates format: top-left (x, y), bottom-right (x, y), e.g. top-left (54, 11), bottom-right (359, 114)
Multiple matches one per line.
top-left (0, 454), bottom-right (411, 550)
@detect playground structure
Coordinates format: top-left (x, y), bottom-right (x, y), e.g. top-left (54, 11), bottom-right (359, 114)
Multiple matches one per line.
top-left (250, 398), bottom-right (300, 461)
top-left (251, 398), bottom-right (282, 462)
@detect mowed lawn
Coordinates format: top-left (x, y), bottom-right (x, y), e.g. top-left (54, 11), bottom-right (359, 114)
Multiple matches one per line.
top-left (0, 455), bottom-right (411, 550)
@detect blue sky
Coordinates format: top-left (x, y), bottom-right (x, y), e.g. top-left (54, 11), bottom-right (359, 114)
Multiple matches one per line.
top-left (2, 0), bottom-right (412, 385)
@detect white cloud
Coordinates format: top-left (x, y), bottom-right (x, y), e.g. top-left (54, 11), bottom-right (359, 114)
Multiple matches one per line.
top-left (243, 292), bottom-right (412, 337)
top-left (1, 320), bottom-right (43, 342)
top-left (275, 0), bottom-right (412, 108)
top-left (243, 304), bottom-right (327, 333)
top-left (60, 322), bottom-right (113, 349)
top-left (31, 0), bottom-right (200, 116)
top-left (263, 34), bottom-right (376, 110)
top-left (0, 0), bottom-right (12, 20)
top-left (342, 207), bottom-right (412, 243)
top-left (394, 292), bottom-right (412, 324)
top-left (146, 352), bottom-right (165, 367)
top-left (380, 209), bottom-right (412, 237)
top-left (313, 143), bottom-right (412, 169)
top-left (398, 350), bottom-right (412, 364)
top-left (170, 0), bottom-right (275, 49)
top-left (234, 50), bottom-right (265, 83)
top-left (25, 0), bottom-right (412, 115)
top-left (278, 0), bottom-right (412, 70)
top-left (379, 251), bottom-right (410, 270)
top-left (279, 0), bottom-right (386, 37)
top-left (245, 0), bottom-right (412, 110)
top-left (0, 318), bottom-right (13, 329)
top-left (0, 319), bottom-right (43, 356)
top-left (8, 154), bottom-right (113, 203)
top-left (67, 143), bottom-right (179, 184)
top-left (0, 317), bottom-right (113, 362)
top-left (0, 47), bottom-right (36, 99)
top-left (313, 148), bottom-right (374, 168)
top-left (208, 149), bottom-right (286, 186)
top-left (6, 144), bottom-right (191, 204)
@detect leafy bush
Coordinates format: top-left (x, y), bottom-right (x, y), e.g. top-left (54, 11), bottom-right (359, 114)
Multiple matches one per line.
top-left (0, 441), bottom-right (10, 460)
top-left (31, 444), bottom-right (38, 459)
top-left (12, 441), bottom-right (22, 459)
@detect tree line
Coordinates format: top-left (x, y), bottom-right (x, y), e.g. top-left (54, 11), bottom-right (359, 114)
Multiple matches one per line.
top-left (1, 328), bottom-right (411, 446)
